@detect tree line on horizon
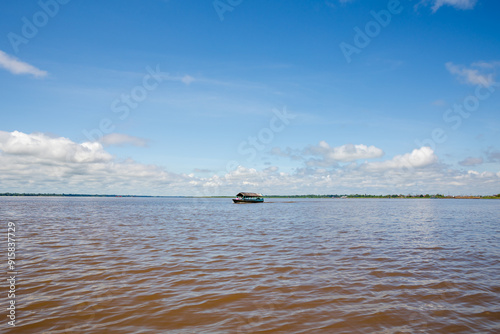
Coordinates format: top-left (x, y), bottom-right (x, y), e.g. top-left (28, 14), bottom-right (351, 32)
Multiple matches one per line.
top-left (267, 194), bottom-right (500, 199)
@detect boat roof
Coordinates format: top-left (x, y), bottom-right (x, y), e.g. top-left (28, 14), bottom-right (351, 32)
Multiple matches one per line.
top-left (236, 192), bottom-right (262, 197)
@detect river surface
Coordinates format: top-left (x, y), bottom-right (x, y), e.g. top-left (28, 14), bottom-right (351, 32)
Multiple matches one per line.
top-left (1, 197), bottom-right (499, 333)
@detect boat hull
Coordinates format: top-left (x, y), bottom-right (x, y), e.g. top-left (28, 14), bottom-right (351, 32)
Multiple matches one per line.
top-left (232, 198), bottom-right (264, 204)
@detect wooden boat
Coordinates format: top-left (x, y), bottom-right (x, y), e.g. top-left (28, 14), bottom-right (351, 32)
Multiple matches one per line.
top-left (233, 192), bottom-right (264, 203)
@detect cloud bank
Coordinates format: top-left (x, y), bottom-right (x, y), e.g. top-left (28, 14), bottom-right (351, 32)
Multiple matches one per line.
top-left (0, 131), bottom-right (190, 195)
top-left (0, 131), bottom-right (499, 196)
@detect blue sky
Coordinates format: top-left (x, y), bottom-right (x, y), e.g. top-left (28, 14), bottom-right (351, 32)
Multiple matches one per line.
top-left (0, 0), bottom-right (499, 196)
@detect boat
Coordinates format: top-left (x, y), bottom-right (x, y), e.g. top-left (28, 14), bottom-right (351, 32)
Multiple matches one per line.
top-left (232, 192), bottom-right (264, 203)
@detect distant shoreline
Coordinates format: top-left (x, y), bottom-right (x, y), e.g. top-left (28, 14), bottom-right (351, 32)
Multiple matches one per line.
top-left (0, 193), bottom-right (498, 199)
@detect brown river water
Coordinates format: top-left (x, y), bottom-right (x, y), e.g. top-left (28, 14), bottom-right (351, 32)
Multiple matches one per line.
top-left (1, 197), bottom-right (499, 333)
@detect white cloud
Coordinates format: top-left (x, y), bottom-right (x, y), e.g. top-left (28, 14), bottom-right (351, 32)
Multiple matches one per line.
top-left (100, 133), bottom-right (148, 147)
top-left (363, 147), bottom-right (437, 171)
top-left (445, 62), bottom-right (495, 87)
top-left (430, 0), bottom-right (477, 12)
top-left (0, 50), bottom-right (47, 78)
top-left (0, 131), bottom-right (112, 163)
top-left (304, 141), bottom-right (384, 165)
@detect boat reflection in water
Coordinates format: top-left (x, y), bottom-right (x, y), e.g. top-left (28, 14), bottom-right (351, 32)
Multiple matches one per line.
top-left (232, 192), bottom-right (264, 203)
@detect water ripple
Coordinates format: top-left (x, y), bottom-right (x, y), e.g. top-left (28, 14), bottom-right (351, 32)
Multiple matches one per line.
top-left (0, 197), bottom-right (499, 333)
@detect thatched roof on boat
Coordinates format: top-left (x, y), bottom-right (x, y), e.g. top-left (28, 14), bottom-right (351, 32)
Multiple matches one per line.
top-left (236, 192), bottom-right (262, 197)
